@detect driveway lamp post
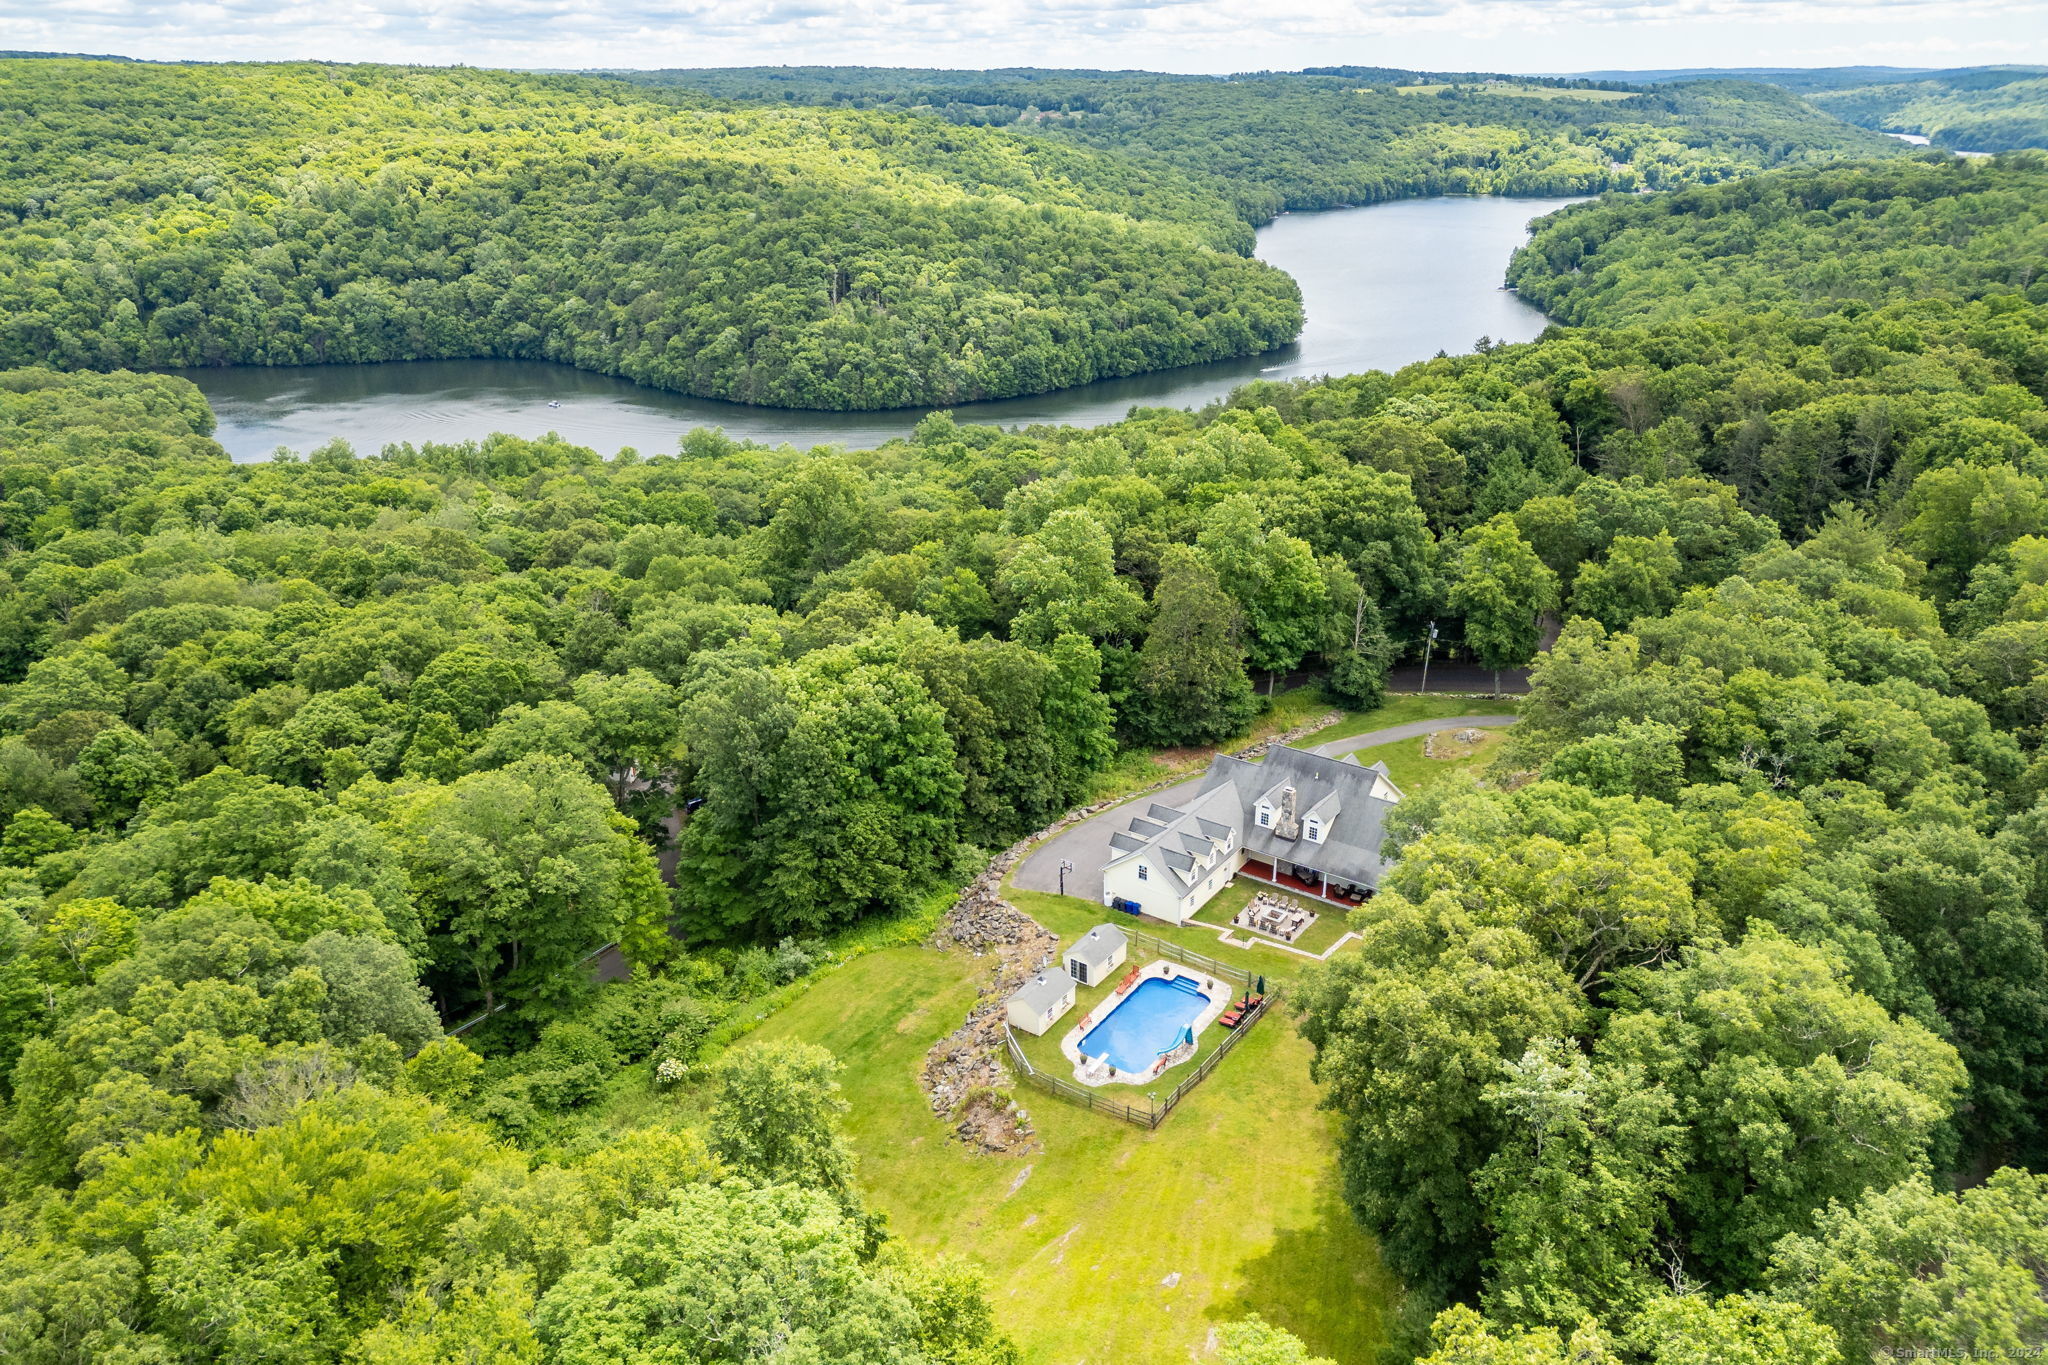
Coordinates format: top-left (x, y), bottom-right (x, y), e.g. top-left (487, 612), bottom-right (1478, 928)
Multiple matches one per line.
top-left (1059, 859), bottom-right (1073, 897)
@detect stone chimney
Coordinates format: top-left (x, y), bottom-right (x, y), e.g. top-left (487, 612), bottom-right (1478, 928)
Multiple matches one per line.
top-left (1274, 785), bottom-right (1301, 841)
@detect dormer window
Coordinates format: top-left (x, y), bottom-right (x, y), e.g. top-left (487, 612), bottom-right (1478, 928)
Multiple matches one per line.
top-left (1306, 818), bottom-right (1324, 843)
top-left (1256, 805), bottom-right (1272, 828)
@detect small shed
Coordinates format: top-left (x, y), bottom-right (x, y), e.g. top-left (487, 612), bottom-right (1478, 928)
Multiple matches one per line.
top-left (1063, 924), bottom-right (1129, 987)
top-left (1007, 972), bottom-right (1076, 1037)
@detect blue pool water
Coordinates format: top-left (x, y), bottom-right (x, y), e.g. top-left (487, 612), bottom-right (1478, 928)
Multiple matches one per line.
top-left (1079, 976), bottom-right (1213, 1073)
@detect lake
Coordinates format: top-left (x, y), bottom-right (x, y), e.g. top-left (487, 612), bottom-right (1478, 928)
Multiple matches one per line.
top-left (187, 194), bottom-right (1588, 462)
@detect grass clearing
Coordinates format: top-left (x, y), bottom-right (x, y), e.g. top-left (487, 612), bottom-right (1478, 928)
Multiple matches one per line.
top-left (1347, 725), bottom-right (1508, 794)
top-left (736, 941), bottom-right (1395, 1365)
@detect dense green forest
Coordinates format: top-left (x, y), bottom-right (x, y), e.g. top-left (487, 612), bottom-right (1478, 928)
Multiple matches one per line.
top-left (1572, 65), bottom-right (2048, 154)
top-left (5, 258), bottom-right (2048, 1356)
top-left (3, 54), bottom-right (2046, 1365)
top-left (0, 59), bottom-right (1902, 415)
top-left (618, 66), bottom-right (1906, 217)
top-left (1507, 155), bottom-right (2048, 326)
top-left (0, 59), bottom-right (1304, 410)
top-left (1804, 68), bottom-right (2048, 153)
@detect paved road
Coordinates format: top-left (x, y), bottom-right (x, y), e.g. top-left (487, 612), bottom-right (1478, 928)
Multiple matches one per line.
top-left (1010, 714), bottom-right (1520, 897)
top-left (1386, 663), bottom-right (1529, 694)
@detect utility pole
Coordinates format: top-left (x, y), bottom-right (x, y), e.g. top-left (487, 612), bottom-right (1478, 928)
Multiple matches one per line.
top-left (1420, 620), bottom-right (1437, 695)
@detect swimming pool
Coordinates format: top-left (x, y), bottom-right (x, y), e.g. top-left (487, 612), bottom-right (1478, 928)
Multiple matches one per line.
top-left (1078, 975), bottom-right (1214, 1074)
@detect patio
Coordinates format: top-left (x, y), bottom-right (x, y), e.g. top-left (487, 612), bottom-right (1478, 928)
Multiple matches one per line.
top-left (1233, 890), bottom-right (1318, 944)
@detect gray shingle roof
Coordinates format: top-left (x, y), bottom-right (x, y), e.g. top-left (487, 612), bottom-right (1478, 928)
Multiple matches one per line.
top-left (1010, 972), bottom-right (1072, 1016)
top-left (1065, 925), bottom-right (1127, 972)
top-left (1196, 747), bottom-right (1404, 890)
top-left (1102, 783), bottom-right (1241, 893)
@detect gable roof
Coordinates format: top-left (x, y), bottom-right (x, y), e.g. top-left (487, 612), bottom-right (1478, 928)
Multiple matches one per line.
top-left (1100, 781), bottom-right (1241, 895)
top-left (1010, 972), bottom-right (1072, 1016)
top-left (1100, 745), bottom-right (1404, 896)
top-left (1197, 746), bottom-right (1404, 889)
top-left (1065, 924), bottom-right (1128, 972)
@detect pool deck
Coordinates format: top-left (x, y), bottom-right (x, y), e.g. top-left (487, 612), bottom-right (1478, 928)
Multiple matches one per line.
top-left (1058, 960), bottom-right (1231, 1087)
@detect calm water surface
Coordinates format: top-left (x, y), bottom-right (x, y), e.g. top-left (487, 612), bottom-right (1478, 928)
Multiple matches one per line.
top-left (188, 195), bottom-right (1586, 462)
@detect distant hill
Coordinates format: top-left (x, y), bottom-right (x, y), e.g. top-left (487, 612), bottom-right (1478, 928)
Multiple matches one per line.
top-left (607, 66), bottom-right (1904, 217)
top-left (0, 49), bottom-right (142, 61)
top-left (1569, 66), bottom-right (1942, 91)
top-left (0, 58), bottom-right (1306, 410)
top-left (1506, 156), bottom-right (2048, 327)
top-left (1571, 66), bottom-right (2048, 149)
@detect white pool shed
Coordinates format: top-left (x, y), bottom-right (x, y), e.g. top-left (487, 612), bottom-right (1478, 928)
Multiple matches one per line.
top-left (1007, 971), bottom-right (1077, 1036)
top-left (1063, 924), bottom-right (1129, 987)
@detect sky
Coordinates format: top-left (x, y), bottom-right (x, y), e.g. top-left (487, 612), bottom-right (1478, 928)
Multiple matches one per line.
top-left (4, 0), bottom-right (2044, 77)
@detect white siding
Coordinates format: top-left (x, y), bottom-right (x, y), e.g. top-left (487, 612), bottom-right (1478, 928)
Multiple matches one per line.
top-left (1104, 850), bottom-right (1244, 925)
top-left (1006, 983), bottom-right (1075, 1036)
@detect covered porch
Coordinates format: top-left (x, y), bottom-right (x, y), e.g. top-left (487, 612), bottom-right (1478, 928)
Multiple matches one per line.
top-left (1236, 857), bottom-right (1369, 909)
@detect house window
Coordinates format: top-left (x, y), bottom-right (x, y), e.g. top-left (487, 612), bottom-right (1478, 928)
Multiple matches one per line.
top-left (1137, 864), bottom-right (1149, 881)
top-left (1306, 819), bottom-right (1322, 842)
top-left (1256, 806), bottom-right (1272, 828)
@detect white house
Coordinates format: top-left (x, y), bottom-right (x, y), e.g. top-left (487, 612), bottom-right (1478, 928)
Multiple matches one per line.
top-left (1062, 924), bottom-right (1128, 987)
top-left (1100, 746), bottom-right (1404, 924)
top-left (1007, 971), bottom-right (1076, 1036)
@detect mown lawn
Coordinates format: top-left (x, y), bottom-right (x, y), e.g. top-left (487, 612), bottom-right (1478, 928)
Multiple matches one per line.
top-left (1012, 890), bottom-right (1331, 989)
top-left (1186, 881), bottom-right (1353, 958)
top-left (733, 930), bottom-right (1394, 1365)
top-left (1347, 726), bottom-right (1508, 794)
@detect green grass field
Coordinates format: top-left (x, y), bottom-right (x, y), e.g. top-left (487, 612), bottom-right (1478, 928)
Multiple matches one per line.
top-left (1347, 726), bottom-right (1508, 794)
top-left (738, 942), bottom-right (1396, 1365)
top-left (1186, 882), bottom-right (1354, 958)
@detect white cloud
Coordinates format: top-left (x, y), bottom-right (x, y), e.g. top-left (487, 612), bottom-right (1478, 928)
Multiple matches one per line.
top-left (2, 0), bottom-right (2043, 73)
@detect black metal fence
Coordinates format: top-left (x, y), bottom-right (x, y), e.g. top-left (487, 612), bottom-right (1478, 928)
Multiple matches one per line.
top-left (1002, 936), bottom-right (1275, 1129)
